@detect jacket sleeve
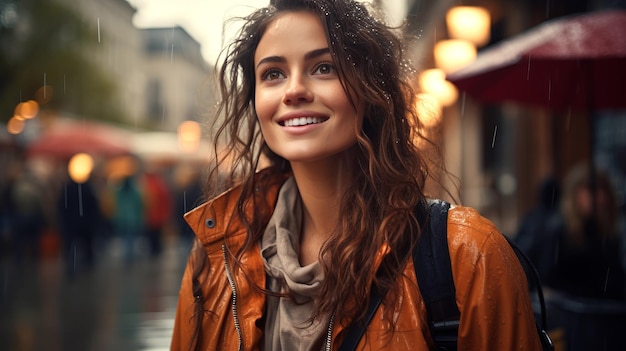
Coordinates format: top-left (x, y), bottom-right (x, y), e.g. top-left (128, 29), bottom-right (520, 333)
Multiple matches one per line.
top-left (171, 251), bottom-right (198, 351)
top-left (449, 207), bottom-right (543, 351)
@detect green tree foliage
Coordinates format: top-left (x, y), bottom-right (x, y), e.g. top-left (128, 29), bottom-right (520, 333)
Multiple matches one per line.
top-left (0, 0), bottom-right (126, 124)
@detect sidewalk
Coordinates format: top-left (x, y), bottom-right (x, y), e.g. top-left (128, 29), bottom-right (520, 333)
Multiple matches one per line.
top-left (0, 235), bottom-right (191, 351)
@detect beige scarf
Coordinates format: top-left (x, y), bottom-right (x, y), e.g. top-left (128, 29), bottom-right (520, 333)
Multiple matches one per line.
top-left (260, 177), bottom-right (328, 351)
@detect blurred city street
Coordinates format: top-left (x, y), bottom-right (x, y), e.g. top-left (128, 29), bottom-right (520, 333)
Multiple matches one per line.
top-left (1, 1), bottom-right (625, 351)
top-left (0, 234), bottom-right (191, 351)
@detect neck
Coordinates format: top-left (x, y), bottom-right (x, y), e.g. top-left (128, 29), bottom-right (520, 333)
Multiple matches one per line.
top-left (290, 153), bottom-right (354, 265)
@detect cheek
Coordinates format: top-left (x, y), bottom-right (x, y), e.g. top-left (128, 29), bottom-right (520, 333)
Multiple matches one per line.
top-left (254, 90), bottom-right (274, 125)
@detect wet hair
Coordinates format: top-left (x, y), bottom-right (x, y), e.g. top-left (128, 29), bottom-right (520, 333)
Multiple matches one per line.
top-left (187, 0), bottom-right (439, 347)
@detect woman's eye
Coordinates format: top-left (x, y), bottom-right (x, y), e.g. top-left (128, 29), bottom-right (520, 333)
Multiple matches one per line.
top-left (314, 63), bottom-right (335, 75)
top-left (262, 69), bottom-right (284, 81)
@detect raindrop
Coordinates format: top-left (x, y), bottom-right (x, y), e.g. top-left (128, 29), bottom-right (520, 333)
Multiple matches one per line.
top-left (548, 79), bottom-right (552, 101)
top-left (97, 17), bottom-right (101, 43)
top-left (491, 125), bottom-right (498, 149)
top-left (527, 55), bottom-right (532, 80)
top-left (43, 73), bottom-right (47, 99)
top-left (162, 102), bottom-right (166, 125)
top-left (170, 27), bottom-right (175, 63)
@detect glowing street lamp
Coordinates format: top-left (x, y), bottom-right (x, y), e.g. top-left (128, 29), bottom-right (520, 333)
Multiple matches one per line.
top-left (446, 6), bottom-right (491, 47)
top-left (435, 39), bottom-right (477, 73)
top-left (178, 120), bottom-right (201, 153)
top-left (68, 153), bottom-right (94, 184)
top-left (434, 39), bottom-right (477, 74)
top-left (419, 68), bottom-right (459, 107)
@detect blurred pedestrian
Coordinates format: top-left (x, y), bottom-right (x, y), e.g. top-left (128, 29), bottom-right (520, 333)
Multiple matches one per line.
top-left (1, 161), bottom-right (21, 260)
top-left (515, 176), bottom-right (562, 284)
top-left (113, 175), bottom-right (144, 264)
top-left (541, 164), bottom-right (625, 300)
top-left (57, 177), bottom-right (101, 277)
top-left (172, 164), bottom-right (204, 250)
top-left (142, 168), bottom-right (173, 258)
top-left (10, 163), bottom-right (46, 264)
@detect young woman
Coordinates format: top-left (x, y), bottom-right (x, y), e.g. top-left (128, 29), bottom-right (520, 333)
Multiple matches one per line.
top-left (171, 0), bottom-right (543, 350)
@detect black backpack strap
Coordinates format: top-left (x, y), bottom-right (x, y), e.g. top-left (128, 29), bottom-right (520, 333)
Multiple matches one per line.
top-left (340, 199), bottom-right (553, 351)
top-left (338, 200), bottom-right (429, 351)
top-left (505, 237), bottom-right (555, 351)
top-left (337, 285), bottom-right (384, 351)
top-left (339, 199), bottom-right (457, 351)
top-left (416, 201), bottom-right (554, 351)
top-left (414, 200), bottom-right (460, 350)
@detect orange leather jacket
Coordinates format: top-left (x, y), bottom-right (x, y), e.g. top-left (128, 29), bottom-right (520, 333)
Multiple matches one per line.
top-left (171, 170), bottom-right (543, 350)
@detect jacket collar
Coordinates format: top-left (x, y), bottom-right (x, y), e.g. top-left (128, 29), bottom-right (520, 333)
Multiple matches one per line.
top-left (184, 167), bottom-right (292, 246)
top-left (184, 165), bottom-right (391, 274)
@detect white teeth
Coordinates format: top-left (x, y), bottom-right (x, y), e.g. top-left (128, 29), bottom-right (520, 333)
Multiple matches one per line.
top-left (284, 117), bottom-right (325, 127)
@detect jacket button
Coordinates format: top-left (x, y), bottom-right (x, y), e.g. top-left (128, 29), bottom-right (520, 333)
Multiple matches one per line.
top-left (205, 218), bottom-right (216, 228)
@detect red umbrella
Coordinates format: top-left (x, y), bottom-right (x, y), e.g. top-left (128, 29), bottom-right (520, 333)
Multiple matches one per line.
top-left (446, 9), bottom-right (626, 224)
top-left (28, 120), bottom-right (131, 159)
top-left (447, 9), bottom-right (626, 111)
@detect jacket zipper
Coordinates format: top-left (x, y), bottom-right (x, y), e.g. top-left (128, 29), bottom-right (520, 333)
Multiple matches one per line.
top-left (223, 244), bottom-right (243, 351)
top-left (324, 313), bottom-right (335, 351)
top-left (223, 243), bottom-right (335, 351)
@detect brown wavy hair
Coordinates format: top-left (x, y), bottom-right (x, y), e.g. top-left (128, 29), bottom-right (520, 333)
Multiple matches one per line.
top-left (187, 0), bottom-right (443, 347)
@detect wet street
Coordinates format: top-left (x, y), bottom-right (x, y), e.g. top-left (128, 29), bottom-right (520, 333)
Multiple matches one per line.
top-left (0, 235), bottom-right (191, 351)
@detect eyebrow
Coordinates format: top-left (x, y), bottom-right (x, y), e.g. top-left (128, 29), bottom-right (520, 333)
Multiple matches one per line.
top-left (256, 47), bottom-right (331, 68)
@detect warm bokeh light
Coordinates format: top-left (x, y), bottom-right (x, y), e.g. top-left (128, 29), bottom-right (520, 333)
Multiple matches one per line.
top-left (7, 116), bottom-right (25, 134)
top-left (434, 39), bottom-right (477, 74)
top-left (178, 120), bottom-right (201, 153)
top-left (416, 93), bottom-right (442, 128)
top-left (68, 153), bottom-right (95, 183)
top-left (446, 6), bottom-right (491, 47)
top-left (35, 85), bottom-right (54, 104)
top-left (419, 68), bottom-right (459, 107)
top-left (107, 155), bottom-right (138, 181)
top-left (14, 100), bottom-right (40, 119)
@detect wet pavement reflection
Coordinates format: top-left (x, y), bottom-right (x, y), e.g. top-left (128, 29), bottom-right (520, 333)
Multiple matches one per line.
top-left (0, 236), bottom-right (190, 351)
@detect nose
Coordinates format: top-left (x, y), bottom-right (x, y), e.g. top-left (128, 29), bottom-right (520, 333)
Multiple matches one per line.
top-left (283, 74), bottom-right (313, 105)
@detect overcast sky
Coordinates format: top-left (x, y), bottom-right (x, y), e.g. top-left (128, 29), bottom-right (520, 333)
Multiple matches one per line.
top-left (125, 0), bottom-right (269, 65)
top-left (125, 0), bottom-right (402, 66)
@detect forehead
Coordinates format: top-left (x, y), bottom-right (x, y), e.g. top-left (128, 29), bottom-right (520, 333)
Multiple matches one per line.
top-left (254, 11), bottom-right (329, 59)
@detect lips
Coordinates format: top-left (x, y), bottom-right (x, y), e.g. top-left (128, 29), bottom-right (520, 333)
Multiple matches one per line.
top-left (282, 116), bottom-right (328, 127)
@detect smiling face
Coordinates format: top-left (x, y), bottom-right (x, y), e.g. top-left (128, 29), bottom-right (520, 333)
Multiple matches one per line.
top-left (254, 10), bottom-right (363, 165)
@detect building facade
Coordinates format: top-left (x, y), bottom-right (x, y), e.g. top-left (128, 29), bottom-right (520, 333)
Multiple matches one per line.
top-left (54, 0), bottom-right (212, 132)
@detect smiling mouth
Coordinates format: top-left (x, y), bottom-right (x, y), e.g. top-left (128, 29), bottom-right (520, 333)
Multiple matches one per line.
top-left (281, 117), bottom-right (328, 127)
